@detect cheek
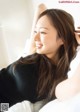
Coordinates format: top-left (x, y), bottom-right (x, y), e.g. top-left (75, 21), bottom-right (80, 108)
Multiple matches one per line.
top-left (40, 36), bottom-right (47, 44)
top-left (40, 34), bottom-right (57, 46)
top-left (47, 39), bottom-right (59, 51)
top-left (45, 41), bottom-right (56, 49)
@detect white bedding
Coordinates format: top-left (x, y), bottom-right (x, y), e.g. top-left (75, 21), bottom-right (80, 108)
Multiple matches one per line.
top-left (5, 100), bottom-right (47, 112)
top-left (6, 93), bottom-right (80, 112)
top-left (39, 93), bottom-right (80, 112)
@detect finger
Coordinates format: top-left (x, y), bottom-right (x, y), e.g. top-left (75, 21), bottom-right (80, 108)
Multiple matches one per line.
top-left (75, 30), bottom-right (80, 33)
top-left (75, 32), bottom-right (80, 44)
top-left (75, 26), bottom-right (80, 33)
top-left (77, 27), bottom-right (80, 29)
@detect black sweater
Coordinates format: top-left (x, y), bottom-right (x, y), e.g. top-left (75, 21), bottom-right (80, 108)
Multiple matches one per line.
top-left (0, 57), bottom-right (40, 107)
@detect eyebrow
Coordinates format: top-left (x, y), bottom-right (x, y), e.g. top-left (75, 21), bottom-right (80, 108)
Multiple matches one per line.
top-left (35, 26), bottom-right (49, 30)
top-left (40, 27), bottom-right (49, 30)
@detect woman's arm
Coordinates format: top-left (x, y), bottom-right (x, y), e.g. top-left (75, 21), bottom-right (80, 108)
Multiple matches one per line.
top-left (28, 4), bottom-right (47, 55)
top-left (0, 59), bottom-right (39, 106)
top-left (55, 63), bottom-right (80, 101)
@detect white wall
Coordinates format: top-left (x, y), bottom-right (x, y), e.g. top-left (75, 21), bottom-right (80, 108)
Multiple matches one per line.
top-left (0, 0), bottom-right (34, 68)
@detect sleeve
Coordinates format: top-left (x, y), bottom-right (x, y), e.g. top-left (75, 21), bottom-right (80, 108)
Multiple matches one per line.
top-left (0, 62), bottom-right (21, 106)
top-left (13, 61), bottom-right (39, 103)
top-left (0, 58), bottom-right (38, 107)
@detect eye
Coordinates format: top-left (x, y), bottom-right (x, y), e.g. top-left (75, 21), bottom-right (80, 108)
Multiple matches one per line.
top-left (40, 32), bottom-right (47, 34)
top-left (34, 30), bottom-right (37, 34)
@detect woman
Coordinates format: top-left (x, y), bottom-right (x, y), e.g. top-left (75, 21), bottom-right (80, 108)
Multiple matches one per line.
top-left (0, 6), bottom-right (78, 109)
top-left (39, 29), bottom-right (80, 112)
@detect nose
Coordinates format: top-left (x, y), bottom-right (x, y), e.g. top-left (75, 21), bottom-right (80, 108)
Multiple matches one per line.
top-left (34, 32), bottom-right (40, 41)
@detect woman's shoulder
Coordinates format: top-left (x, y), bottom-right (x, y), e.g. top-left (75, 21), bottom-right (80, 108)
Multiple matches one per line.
top-left (16, 54), bottom-right (39, 69)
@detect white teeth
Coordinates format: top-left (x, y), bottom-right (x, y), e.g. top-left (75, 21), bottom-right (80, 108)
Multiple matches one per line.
top-left (37, 45), bottom-right (41, 47)
top-left (36, 44), bottom-right (42, 48)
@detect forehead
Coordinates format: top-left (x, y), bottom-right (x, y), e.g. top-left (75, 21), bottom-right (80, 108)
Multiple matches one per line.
top-left (36, 15), bottom-right (52, 28)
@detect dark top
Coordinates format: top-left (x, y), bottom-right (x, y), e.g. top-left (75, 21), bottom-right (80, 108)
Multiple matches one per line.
top-left (0, 57), bottom-right (42, 107)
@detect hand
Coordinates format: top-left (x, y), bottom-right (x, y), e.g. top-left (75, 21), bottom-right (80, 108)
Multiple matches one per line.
top-left (38, 3), bottom-right (47, 14)
top-left (75, 27), bottom-right (80, 37)
top-left (75, 27), bottom-right (80, 45)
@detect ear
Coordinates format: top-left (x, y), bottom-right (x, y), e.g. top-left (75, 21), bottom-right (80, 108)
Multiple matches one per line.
top-left (58, 38), bottom-right (64, 46)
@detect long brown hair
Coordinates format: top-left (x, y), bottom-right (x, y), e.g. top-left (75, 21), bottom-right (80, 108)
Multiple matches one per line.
top-left (15, 9), bottom-right (78, 101)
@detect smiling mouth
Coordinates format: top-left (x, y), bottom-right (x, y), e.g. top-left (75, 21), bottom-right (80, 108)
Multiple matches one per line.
top-left (36, 44), bottom-right (43, 49)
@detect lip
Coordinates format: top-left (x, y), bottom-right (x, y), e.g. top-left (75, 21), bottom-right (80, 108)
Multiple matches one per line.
top-left (36, 44), bottom-right (43, 49)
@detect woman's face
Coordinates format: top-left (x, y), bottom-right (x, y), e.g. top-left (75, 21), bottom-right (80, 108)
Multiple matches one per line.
top-left (34, 15), bottom-right (63, 59)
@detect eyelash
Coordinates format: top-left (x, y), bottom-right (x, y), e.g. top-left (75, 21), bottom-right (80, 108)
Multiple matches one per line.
top-left (40, 32), bottom-right (47, 34)
top-left (34, 31), bottom-right (47, 34)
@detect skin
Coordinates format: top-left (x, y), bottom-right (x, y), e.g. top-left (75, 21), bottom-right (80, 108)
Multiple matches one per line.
top-left (75, 26), bottom-right (80, 44)
top-left (55, 63), bottom-right (80, 101)
top-left (34, 15), bottom-right (63, 61)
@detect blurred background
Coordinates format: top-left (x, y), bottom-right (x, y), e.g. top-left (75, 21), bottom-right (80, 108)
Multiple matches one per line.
top-left (0, 0), bottom-right (80, 68)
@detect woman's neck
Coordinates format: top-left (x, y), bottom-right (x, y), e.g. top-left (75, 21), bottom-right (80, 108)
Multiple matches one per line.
top-left (46, 53), bottom-right (59, 65)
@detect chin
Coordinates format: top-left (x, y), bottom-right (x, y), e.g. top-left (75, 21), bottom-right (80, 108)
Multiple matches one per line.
top-left (36, 51), bottom-right (43, 54)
